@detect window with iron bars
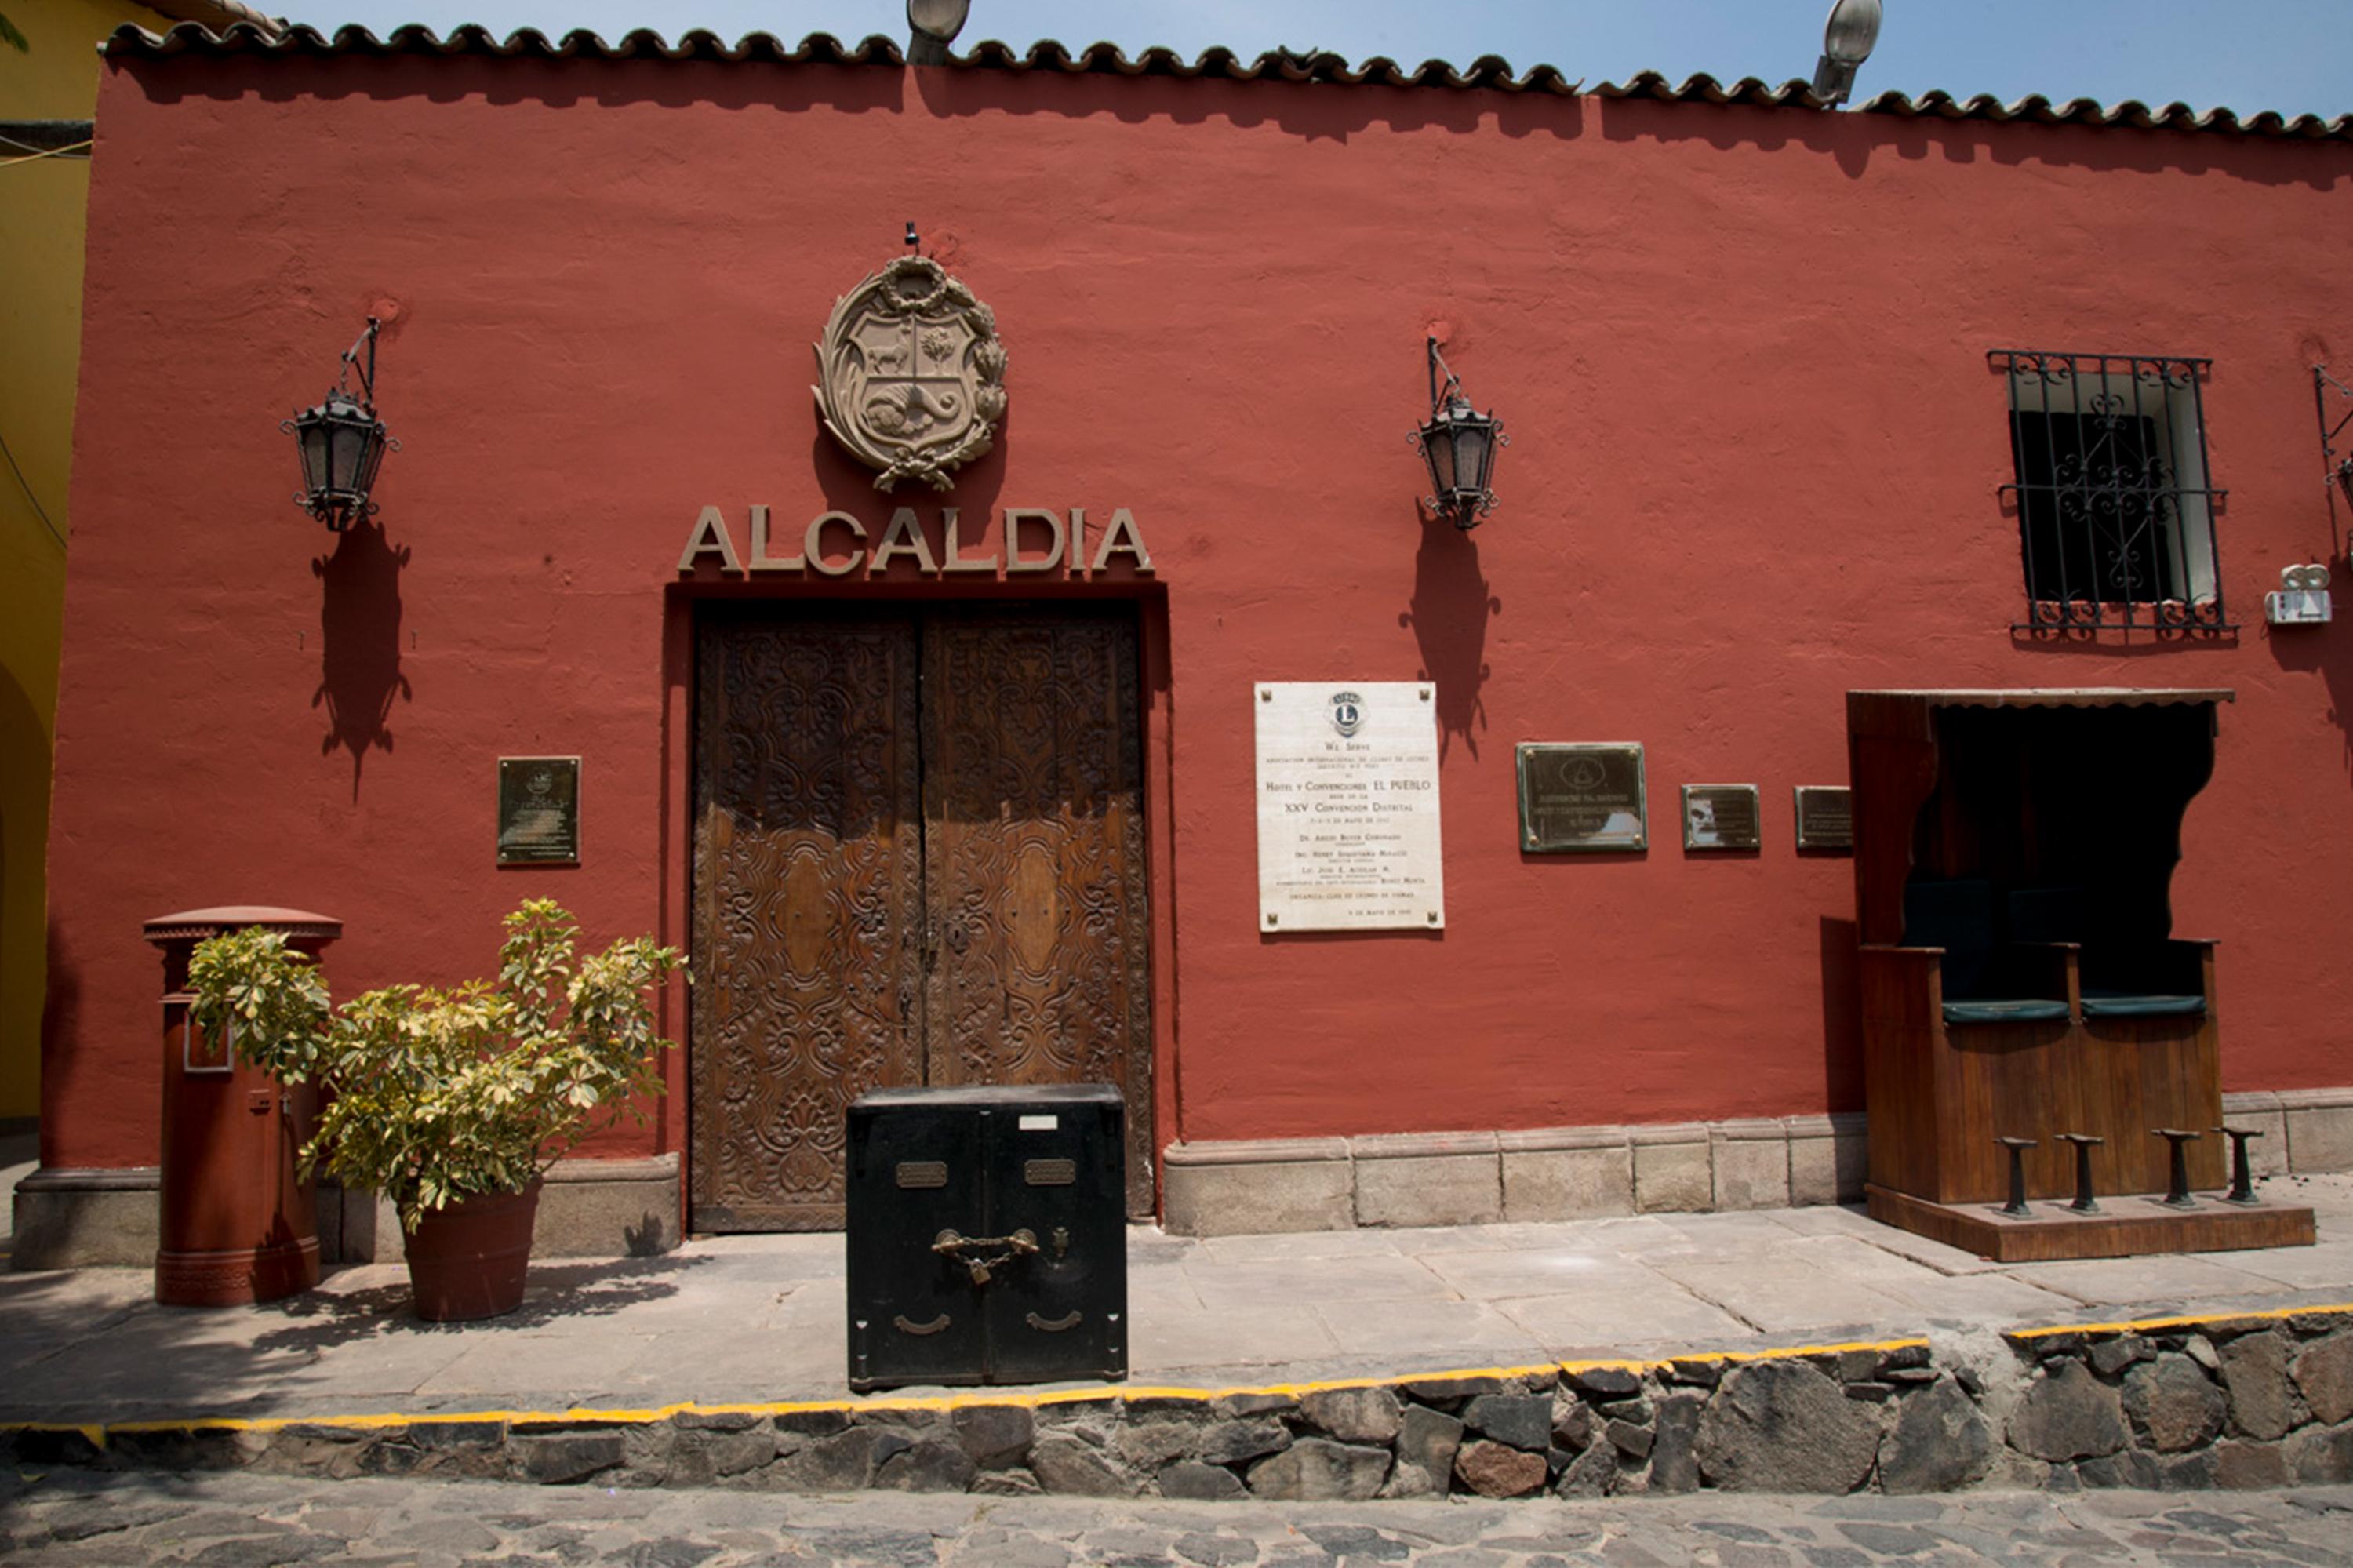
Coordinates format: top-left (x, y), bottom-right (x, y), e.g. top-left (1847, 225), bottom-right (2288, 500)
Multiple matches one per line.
top-left (1992, 350), bottom-right (2230, 632)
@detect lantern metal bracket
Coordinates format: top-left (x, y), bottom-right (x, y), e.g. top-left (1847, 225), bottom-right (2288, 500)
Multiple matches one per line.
top-left (340, 317), bottom-right (382, 406)
top-left (1426, 335), bottom-right (1460, 424)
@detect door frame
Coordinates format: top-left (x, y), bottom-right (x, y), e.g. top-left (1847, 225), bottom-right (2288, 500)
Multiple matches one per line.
top-left (657, 581), bottom-right (1177, 1235)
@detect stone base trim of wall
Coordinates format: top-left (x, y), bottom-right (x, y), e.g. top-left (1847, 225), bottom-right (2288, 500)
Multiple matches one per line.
top-left (1164, 1092), bottom-right (2353, 1239)
top-left (1165, 1115), bottom-right (1869, 1237)
top-left (9, 1301), bottom-right (2353, 1500)
top-left (9, 1166), bottom-right (160, 1270)
top-left (327, 1153), bottom-right (681, 1264)
top-left (9, 1155), bottom-right (679, 1272)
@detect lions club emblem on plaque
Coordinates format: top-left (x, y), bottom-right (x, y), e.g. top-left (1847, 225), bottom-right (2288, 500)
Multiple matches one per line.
top-left (813, 254), bottom-right (1009, 492)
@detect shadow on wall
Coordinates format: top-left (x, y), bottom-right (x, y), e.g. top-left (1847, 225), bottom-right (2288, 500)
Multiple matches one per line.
top-left (37, 915), bottom-right (76, 1166)
top-left (313, 519), bottom-right (412, 802)
top-left (1599, 94), bottom-right (2346, 191)
top-left (133, 43), bottom-right (1591, 146)
top-left (0, 661), bottom-right (49, 1124)
top-left (2268, 576), bottom-right (2353, 783)
top-left (1400, 509), bottom-right (1500, 763)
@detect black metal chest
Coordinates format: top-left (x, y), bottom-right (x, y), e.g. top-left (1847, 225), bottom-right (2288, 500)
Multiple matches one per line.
top-left (845, 1083), bottom-right (1127, 1391)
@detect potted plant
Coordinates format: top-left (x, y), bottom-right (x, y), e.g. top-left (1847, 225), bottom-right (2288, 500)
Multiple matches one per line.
top-left (190, 899), bottom-right (685, 1320)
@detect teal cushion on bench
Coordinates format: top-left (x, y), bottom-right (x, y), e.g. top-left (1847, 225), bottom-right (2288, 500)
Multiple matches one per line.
top-left (2080, 991), bottom-right (2206, 1019)
top-left (1942, 998), bottom-right (2072, 1024)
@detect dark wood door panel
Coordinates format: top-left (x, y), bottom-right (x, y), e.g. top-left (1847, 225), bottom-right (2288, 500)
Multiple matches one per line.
top-left (692, 616), bottom-right (923, 1231)
top-left (692, 606), bottom-right (1154, 1229)
top-left (922, 609), bottom-right (1154, 1217)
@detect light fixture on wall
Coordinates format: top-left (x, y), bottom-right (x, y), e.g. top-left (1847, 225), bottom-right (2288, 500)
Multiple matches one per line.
top-left (1413, 337), bottom-right (1507, 531)
top-left (906, 0), bottom-right (969, 65)
top-left (2318, 366), bottom-right (2353, 535)
top-left (1810, 0), bottom-right (1882, 107)
top-left (284, 317), bottom-right (396, 532)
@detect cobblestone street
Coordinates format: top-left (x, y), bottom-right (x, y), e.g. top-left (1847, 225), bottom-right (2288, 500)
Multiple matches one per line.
top-left (4, 1470), bottom-right (2350, 1566)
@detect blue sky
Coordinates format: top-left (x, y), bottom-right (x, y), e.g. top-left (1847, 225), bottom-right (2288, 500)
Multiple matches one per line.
top-left (278, 1), bottom-right (2353, 119)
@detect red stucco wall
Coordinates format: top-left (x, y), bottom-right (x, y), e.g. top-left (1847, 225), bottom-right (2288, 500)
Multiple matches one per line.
top-left (49, 53), bottom-right (2353, 1177)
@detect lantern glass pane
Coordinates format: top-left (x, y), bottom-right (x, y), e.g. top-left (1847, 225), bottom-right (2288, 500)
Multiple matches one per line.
top-left (1452, 423), bottom-right (1492, 494)
top-left (1425, 424), bottom-right (1458, 494)
top-left (351, 426), bottom-right (385, 496)
top-left (298, 420), bottom-right (333, 495)
top-left (329, 420), bottom-right (366, 494)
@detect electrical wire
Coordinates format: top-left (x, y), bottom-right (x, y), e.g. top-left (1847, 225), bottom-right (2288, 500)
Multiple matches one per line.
top-left (0, 132), bottom-right (81, 156)
top-left (0, 139), bottom-right (93, 168)
top-left (0, 426), bottom-right (67, 551)
top-left (0, 134), bottom-right (87, 158)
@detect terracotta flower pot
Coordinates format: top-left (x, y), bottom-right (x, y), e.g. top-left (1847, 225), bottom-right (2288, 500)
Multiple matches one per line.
top-left (402, 1181), bottom-right (542, 1322)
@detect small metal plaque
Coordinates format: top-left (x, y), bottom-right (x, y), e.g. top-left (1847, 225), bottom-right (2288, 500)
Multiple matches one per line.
top-left (182, 1011), bottom-right (231, 1075)
top-left (1681, 784), bottom-right (1762, 852)
top-left (1517, 744), bottom-right (1647, 853)
top-left (895, 1161), bottom-right (949, 1190)
top-left (1794, 785), bottom-right (1855, 852)
top-left (497, 756), bottom-right (580, 866)
top-left (1024, 1159), bottom-right (1077, 1187)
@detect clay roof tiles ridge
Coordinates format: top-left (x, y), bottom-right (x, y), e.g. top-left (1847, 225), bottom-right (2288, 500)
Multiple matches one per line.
top-left (98, 22), bottom-right (2353, 142)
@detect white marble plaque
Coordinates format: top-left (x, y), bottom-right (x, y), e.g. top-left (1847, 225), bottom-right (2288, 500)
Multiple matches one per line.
top-left (1254, 682), bottom-right (1444, 932)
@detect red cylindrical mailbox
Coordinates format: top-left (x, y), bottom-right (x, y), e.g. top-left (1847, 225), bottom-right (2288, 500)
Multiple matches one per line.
top-left (145, 905), bottom-right (341, 1307)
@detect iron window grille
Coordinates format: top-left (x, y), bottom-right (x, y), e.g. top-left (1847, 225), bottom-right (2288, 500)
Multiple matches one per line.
top-left (1992, 350), bottom-right (2231, 633)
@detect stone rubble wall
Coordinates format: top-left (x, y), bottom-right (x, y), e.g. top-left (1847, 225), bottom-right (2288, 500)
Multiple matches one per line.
top-left (9, 1304), bottom-right (2352, 1499)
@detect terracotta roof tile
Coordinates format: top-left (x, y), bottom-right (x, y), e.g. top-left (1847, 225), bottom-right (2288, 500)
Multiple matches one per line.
top-left (100, 24), bottom-right (2353, 143)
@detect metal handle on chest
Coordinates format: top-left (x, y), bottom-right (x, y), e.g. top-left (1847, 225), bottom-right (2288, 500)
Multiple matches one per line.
top-left (931, 1227), bottom-right (1038, 1286)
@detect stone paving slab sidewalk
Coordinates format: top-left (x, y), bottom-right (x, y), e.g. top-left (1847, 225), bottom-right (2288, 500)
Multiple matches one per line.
top-left (2, 1175), bottom-right (2349, 1427)
top-left (5, 1468), bottom-right (2352, 1566)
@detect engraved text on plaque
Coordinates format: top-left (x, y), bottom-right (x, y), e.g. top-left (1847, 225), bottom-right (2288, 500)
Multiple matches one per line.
top-left (1255, 683), bottom-right (1445, 931)
top-left (1682, 784), bottom-right (1762, 851)
top-left (1794, 784), bottom-right (1854, 851)
top-left (497, 756), bottom-right (581, 866)
top-left (1517, 743), bottom-right (1647, 853)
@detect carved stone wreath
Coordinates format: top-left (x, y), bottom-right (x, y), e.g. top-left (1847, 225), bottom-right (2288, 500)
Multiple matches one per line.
top-left (812, 255), bottom-right (1008, 492)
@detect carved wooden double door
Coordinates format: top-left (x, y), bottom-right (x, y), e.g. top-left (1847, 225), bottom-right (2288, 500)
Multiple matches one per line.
top-left (691, 606), bottom-right (1151, 1230)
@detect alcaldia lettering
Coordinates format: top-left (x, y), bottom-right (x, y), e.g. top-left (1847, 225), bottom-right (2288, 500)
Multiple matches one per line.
top-left (677, 505), bottom-right (1152, 579)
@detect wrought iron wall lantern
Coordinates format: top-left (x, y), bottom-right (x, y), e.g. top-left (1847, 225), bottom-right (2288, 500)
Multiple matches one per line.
top-left (2316, 365), bottom-right (2353, 526)
top-left (284, 317), bottom-right (397, 531)
top-left (1412, 337), bottom-right (1507, 530)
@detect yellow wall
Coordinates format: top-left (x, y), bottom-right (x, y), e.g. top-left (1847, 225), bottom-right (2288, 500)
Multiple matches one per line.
top-left (1, 0), bottom-right (173, 1122)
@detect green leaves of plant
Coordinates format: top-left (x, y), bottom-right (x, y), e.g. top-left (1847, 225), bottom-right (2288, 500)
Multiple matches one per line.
top-left (187, 902), bottom-right (686, 1233)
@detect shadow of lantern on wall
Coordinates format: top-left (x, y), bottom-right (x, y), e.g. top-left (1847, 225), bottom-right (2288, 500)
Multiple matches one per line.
top-left (285, 317), bottom-right (398, 532)
top-left (1413, 337), bottom-right (1507, 531)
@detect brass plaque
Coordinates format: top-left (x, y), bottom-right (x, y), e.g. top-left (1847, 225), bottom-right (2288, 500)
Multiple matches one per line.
top-left (1024, 1158), bottom-right (1077, 1187)
top-left (496, 756), bottom-right (581, 866)
top-left (1794, 785), bottom-right (1855, 852)
top-left (1517, 743), bottom-right (1647, 853)
top-left (1682, 784), bottom-right (1762, 852)
top-left (895, 1161), bottom-right (949, 1190)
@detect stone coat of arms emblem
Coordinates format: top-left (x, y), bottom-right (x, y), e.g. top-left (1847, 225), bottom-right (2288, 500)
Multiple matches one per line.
top-left (813, 254), bottom-right (1008, 492)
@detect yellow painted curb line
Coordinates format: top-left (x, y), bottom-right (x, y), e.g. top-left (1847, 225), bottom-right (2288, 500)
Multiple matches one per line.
top-left (6, 1301), bottom-right (2347, 1452)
